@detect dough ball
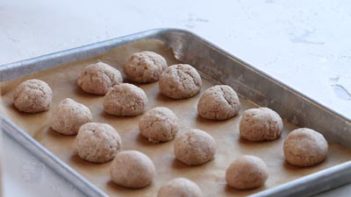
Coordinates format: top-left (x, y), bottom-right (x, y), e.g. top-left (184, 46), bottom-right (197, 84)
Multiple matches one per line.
top-left (74, 122), bottom-right (122, 163)
top-left (226, 155), bottom-right (268, 190)
top-left (159, 64), bottom-right (202, 99)
top-left (110, 150), bottom-right (156, 189)
top-left (123, 51), bottom-right (167, 83)
top-left (174, 129), bottom-right (216, 166)
top-left (284, 128), bottom-right (328, 167)
top-left (158, 178), bottom-right (202, 197)
top-left (103, 83), bottom-right (148, 116)
top-left (13, 79), bottom-right (53, 113)
top-left (240, 107), bottom-right (283, 142)
top-left (77, 62), bottom-right (123, 95)
top-left (197, 85), bottom-right (241, 120)
top-left (139, 107), bottom-right (178, 143)
top-left (50, 98), bottom-right (93, 135)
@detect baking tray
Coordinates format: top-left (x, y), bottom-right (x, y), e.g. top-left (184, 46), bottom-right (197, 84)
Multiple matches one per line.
top-left (1, 28), bottom-right (351, 197)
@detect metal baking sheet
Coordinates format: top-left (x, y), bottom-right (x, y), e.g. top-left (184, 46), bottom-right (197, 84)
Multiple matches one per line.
top-left (1, 29), bottom-right (351, 197)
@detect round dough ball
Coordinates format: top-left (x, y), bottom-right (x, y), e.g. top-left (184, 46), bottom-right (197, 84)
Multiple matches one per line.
top-left (103, 83), bottom-right (148, 116)
top-left (13, 79), bottom-right (53, 113)
top-left (77, 62), bottom-right (123, 95)
top-left (74, 122), bottom-right (122, 163)
top-left (240, 107), bottom-right (283, 142)
top-left (158, 178), bottom-right (202, 197)
top-left (110, 150), bottom-right (156, 189)
top-left (284, 128), bottom-right (328, 167)
top-left (174, 129), bottom-right (216, 166)
top-left (139, 107), bottom-right (179, 143)
top-left (226, 155), bottom-right (268, 190)
top-left (123, 51), bottom-right (167, 83)
top-left (197, 85), bottom-right (241, 120)
top-left (50, 98), bottom-right (93, 135)
top-left (159, 64), bottom-right (202, 99)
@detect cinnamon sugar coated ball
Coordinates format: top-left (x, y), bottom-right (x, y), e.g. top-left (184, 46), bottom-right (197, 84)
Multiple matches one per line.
top-left (110, 150), bottom-right (156, 189)
top-left (77, 62), bottom-right (123, 95)
top-left (13, 79), bottom-right (53, 113)
top-left (159, 64), bottom-right (202, 99)
top-left (197, 85), bottom-right (241, 120)
top-left (284, 128), bottom-right (328, 167)
top-left (158, 178), bottom-right (202, 197)
top-left (50, 98), bottom-right (93, 135)
top-left (74, 122), bottom-right (122, 163)
top-left (139, 107), bottom-right (179, 143)
top-left (174, 129), bottom-right (216, 166)
top-left (226, 155), bottom-right (268, 190)
top-left (123, 51), bottom-right (167, 83)
top-left (103, 83), bottom-right (148, 116)
top-left (240, 107), bottom-right (283, 141)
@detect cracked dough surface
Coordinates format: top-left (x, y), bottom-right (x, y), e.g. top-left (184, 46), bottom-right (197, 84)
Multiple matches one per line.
top-left (159, 64), bottom-right (202, 99)
top-left (75, 122), bottom-right (122, 163)
top-left (77, 62), bottom-right (123, 95)
top-left (103, 83), bottom-right (148, 116)
top-left (240, 107), bottom-right (283, 142)
top-left (50, 98), bottom-right (93, 135)
top-left (197, 85), bottom-right (240, 120)
top-left (139, 107), bottom-right (178, 143)
top-left (13, 79), bottom-right (52, 113)
top-left (123, 51), bottom-right (167, 83)
top-left (174, 129), bottom-right (216, 166)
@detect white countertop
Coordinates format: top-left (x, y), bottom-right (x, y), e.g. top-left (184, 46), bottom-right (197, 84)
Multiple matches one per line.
top-left (1, 0), bottom-right (350, 196)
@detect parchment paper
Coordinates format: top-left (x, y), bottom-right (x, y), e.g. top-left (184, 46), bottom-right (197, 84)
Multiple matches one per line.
top-left (1, 39), bottom-right (351, 197)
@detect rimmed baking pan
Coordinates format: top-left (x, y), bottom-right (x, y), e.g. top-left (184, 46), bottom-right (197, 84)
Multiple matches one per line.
top-left (1, 29), bottom-right (350, 197)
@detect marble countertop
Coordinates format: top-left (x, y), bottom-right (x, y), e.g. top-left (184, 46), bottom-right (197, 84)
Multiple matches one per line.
top-left (1, 0), bottom-right (350, 196)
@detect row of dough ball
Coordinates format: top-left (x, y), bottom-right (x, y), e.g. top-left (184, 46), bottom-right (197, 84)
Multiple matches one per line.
top-left (12, 50), bottom-right (238, 121)
top-left (12, 77), bottom-right (234, 120)
top-left (12, 51), bottom-right (201, 114)
top-left (79, 51), bottom-right (202, 99)
top-left (12, 77), bottom-right (329, 168)
top-left (49, 98), bottom-right (328, 191)
top-left (111, 150), bottom-right (203, 197)
top-left (110, 131), bottom-right (327, 192)
top-left (12, 75), bottom-right (238, 119)
top-left (103, 82), bottom-right (241, 118)
top-left (77, 51), bottom-right (167, 95)
top-left (110, 150), bottom-right (265, 192)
